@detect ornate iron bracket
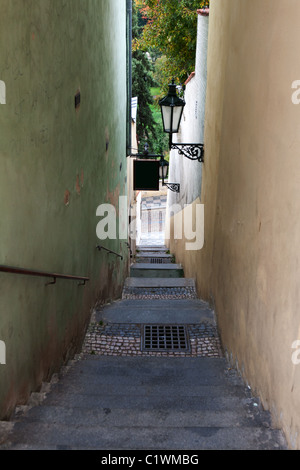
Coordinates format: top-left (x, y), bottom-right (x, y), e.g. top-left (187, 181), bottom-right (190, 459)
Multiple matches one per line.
top-left (164, 182), bottom-right (180, 193)
top-left (170, 143), bottom-right (204, 162)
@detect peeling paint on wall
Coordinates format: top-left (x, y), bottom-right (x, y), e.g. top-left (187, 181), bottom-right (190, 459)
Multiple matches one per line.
top-left (106, 183), bottom-right (121, 215)
top-left (105, 126), bottom-right (110, 161)
top-left (75, 89), bottom-right (81, 111)
top-left (64, 189), bottom-right (70, 206)
top-left (75, 174), bottom-right (81, 195)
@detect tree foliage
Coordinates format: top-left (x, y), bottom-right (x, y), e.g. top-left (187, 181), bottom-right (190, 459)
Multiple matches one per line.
top-left (132, 51), bottom-right (157, 149)
top-left (132, 0), bottom-right (170, 154)
top-left (133, 0), bottom-right (209, 92)
top-left (132, 0), bottom-right (157, 152)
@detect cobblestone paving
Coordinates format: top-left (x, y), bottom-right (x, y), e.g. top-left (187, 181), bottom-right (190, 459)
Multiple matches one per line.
top-left (83, 242), bottom-right (223, 359)
top-left (83, 321), bottom-right (223, 358)
top-left (122, 287), bottom-right (198, 300)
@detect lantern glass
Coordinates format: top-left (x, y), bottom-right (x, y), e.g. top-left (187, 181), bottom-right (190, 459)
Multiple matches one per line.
top-left (172, 105), bottom-right (184, 133)
top-left (159, 80), bottom-right (185, 134)
top-left (159, 158), bottom-right (169, 180)
top-left (161, 106), bottom-right (172, 133)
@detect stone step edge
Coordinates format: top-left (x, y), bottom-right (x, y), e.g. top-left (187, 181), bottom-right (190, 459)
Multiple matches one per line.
top-left (135, 254), bottom-right (173, 258)
top-left (124, 278), bottom-right (196, 288)
top-left (137, 246), bottom-right (167, 250)
top-left (130, 263), bottom-right (183, 270)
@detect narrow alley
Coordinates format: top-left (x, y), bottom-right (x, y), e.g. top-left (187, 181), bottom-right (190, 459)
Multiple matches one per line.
top-left (2, 0), bottom-right (300, 452)
top-left (0, 244), bottom-right (287, 450)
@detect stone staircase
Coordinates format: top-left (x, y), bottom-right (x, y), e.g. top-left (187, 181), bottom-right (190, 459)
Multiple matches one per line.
top-left (125, 245), bottom-right (196, 298)
top-left (0, 245), bottom-right (287, 450)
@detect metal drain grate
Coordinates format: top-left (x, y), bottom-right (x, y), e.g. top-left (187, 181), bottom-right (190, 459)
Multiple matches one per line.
top-left (150, 258), bottom-right (163, 264)
top-left (142, 325), bottom-right (190, 352)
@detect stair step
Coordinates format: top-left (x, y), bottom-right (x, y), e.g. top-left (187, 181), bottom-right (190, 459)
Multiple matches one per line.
top-left (37, 357), bottom-right (233, 387)
top-left (122, 277), bottom-right (197, 299)
top-left (94, 299), bottom-right (215, 325)
top-left (137, 245), bottom-right (167, 251)
top-left (130, 263), bottom-right (184, 278)
top-left (0, 356), bottom-right (286, 450)
top-left (135, 252), bottom-right (168, 257)
top-left (1, 356), bottom-right (285, 450)
top-left (135, 254), bottom-right (174, 264)
top-left (124, 277), bottom-right (196, 288)
top-left (11, 405), bottom-right (270, 429)
top-left (1, 422), bottom-right (285, 450)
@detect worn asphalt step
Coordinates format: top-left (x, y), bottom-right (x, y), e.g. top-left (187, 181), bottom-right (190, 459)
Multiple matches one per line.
top-left (122, 277), bottom-right (197, 299)
top-left (134, 246), bottom-right (173, 264)
top-left (27, 357), bottom-right (237, 387)
top-left (130, 263), bottom-right (184, 278)
top-left (1, 424), bottom-right (286, 450)
top-left (136, 250), bottom-right (174, 259)
top-left (96, 298), bottom-right (210, 309)
top-left (135, 254), bottom-right (174, 262)
top-left (137, 245), bottom-right (168, 251)
top-left (12, 405), bottom-right (270, 429)
top-left (123, 277), bottom-right (196, 288)
top-left (0, 357), bottom-right (286, 450)
top-left (94, 298), bottom-right (216, 325)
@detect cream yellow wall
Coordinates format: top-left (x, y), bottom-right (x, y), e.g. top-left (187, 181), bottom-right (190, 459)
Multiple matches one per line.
top-left (168, 0), bottom-right (300, 448)
top-left (166, 198), bottom-right (204, 283)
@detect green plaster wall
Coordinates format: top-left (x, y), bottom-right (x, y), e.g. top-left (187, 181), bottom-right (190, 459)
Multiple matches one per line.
top-left (0, 0), bottom-right (129, 418)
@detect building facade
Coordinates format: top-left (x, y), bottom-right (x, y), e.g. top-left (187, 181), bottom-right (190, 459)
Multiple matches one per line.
top-left (166, 0), bottom-right (300, 449)
top-left (0, 0), bottom-right (130, 419)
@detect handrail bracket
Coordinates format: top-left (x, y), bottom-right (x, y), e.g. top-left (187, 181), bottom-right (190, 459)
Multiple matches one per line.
top-left (46, 277), bottom-right (57, 286)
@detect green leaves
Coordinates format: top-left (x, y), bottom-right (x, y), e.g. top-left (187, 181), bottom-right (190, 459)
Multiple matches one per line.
top-left (132, 50), bottom-right (157, 147)
top-left (132, 0), bottom-right (210, 153)
top-left (135, 0), bottom-right (209, 90)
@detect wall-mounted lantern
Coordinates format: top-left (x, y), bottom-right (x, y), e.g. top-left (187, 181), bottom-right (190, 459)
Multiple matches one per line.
top-left (159, 79), bottom-right (204, 162)
top-left (159, 156), bottom-right (180, 193)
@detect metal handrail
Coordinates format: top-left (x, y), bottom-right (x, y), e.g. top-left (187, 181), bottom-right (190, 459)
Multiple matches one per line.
top-left (96, 245), bottom-right (123, 260)
top-left (0, 265), bottom-right (89, 286)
